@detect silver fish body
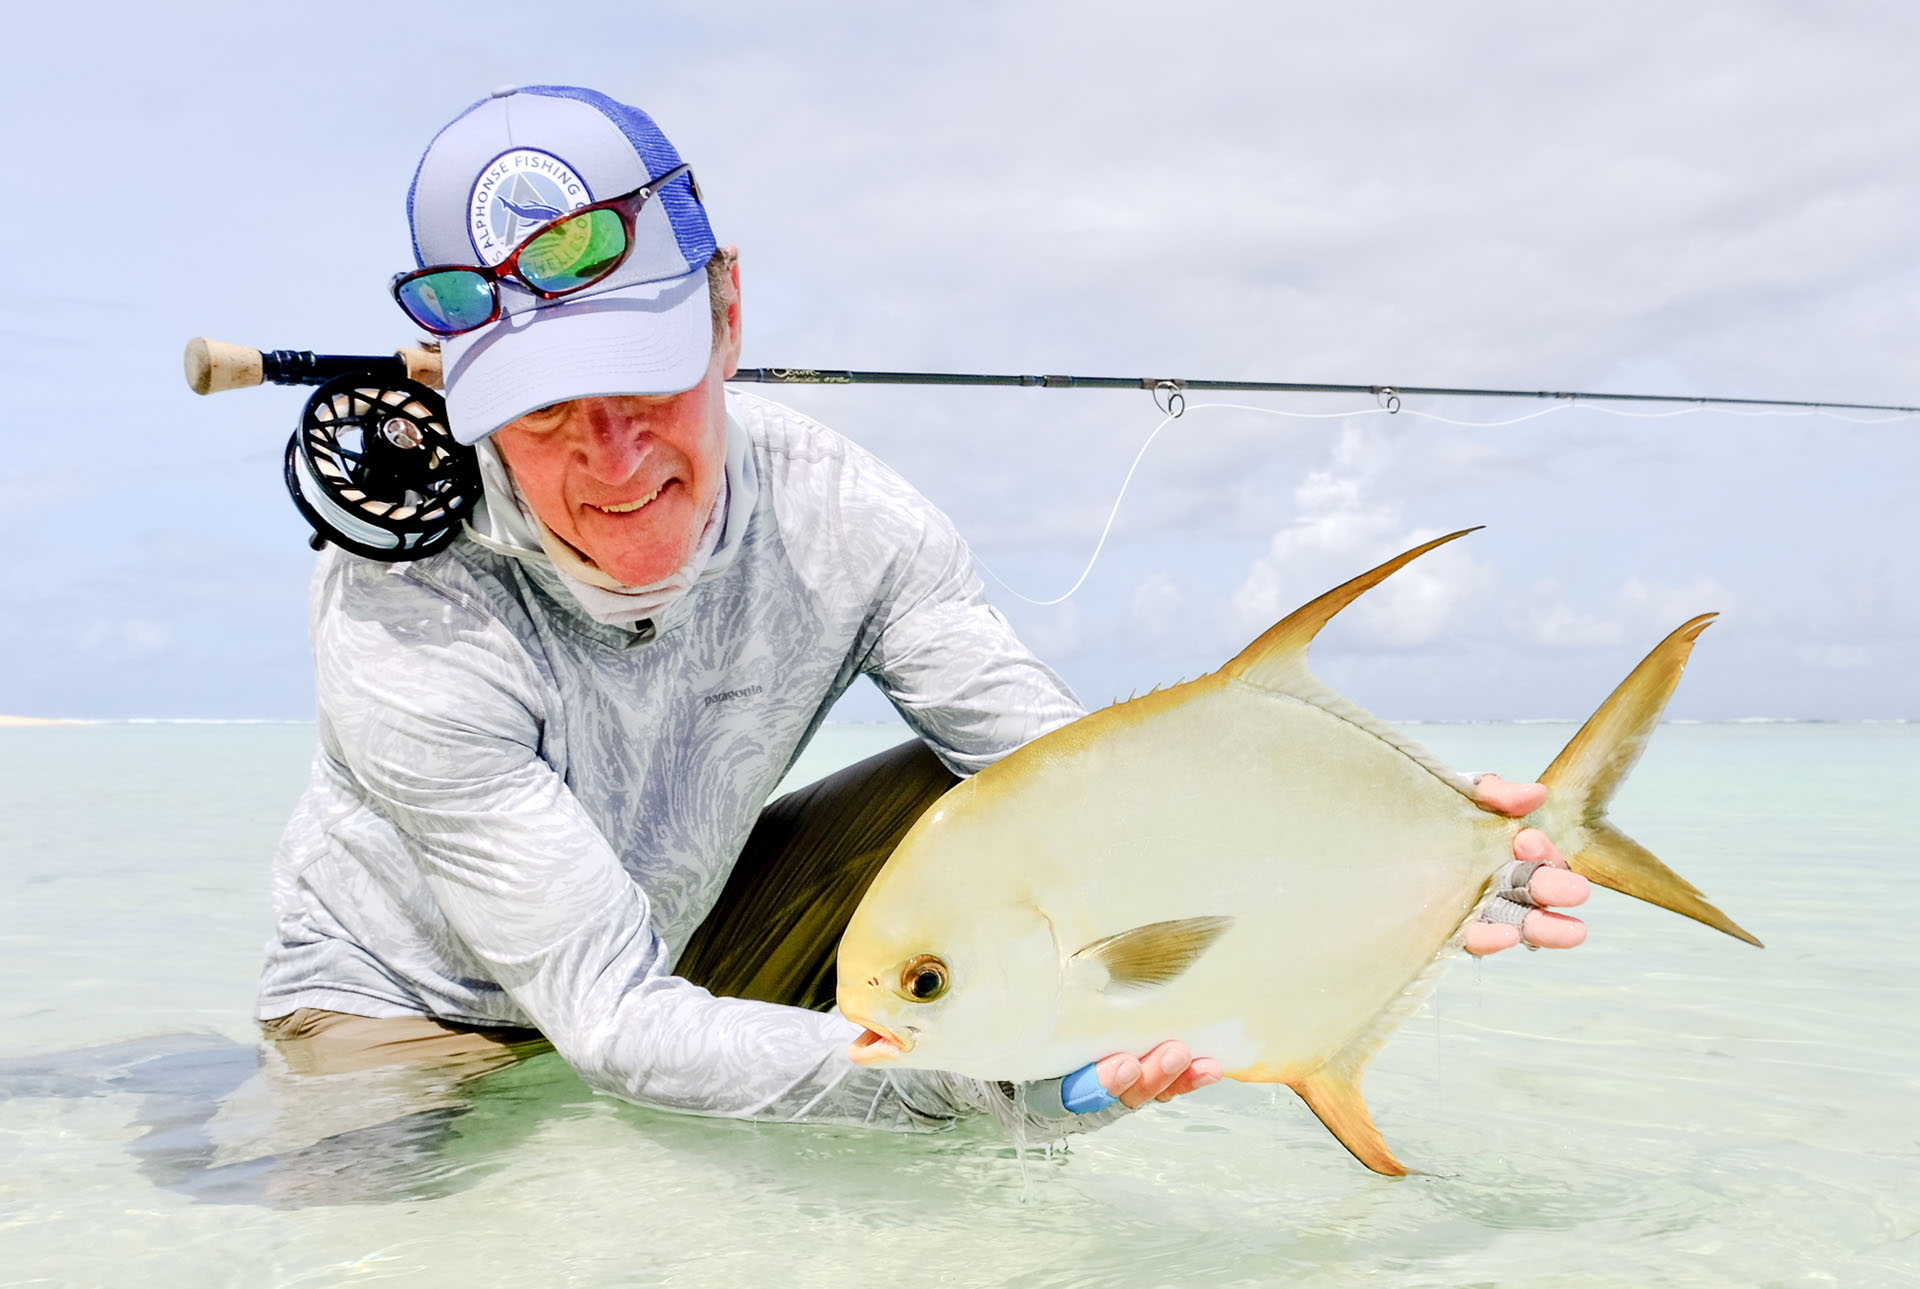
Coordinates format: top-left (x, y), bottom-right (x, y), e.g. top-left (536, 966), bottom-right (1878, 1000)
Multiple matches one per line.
top-left (836, 532), bottom-right (1758, 1173)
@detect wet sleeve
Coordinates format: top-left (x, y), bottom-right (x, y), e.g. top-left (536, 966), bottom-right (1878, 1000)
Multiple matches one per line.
top-left (834, 454), bottom-right (1087, 774)
top-left (315, 565), bottom-right (1098, 1136)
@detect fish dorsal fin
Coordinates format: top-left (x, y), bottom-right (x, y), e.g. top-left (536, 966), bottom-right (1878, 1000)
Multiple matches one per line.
top-left (1218, 529), bottom-right (1484, 802)
top-left (1288, 1061), bottom-right (1406, 1177)
top-left (1221, 528), bottom-right (1480, 691)
top-left (1069, 916), bottom-right (1234, 992)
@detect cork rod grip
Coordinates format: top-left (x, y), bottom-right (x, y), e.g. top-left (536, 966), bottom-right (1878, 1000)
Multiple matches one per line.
top-left (183, 337), bottom-right (262, 394)
top-left (182, 337), bottom-right (445, 394)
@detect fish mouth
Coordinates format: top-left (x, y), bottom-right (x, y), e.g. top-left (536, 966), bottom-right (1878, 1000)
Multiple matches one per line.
top-left (847, 1019), bottom-right (915, 1064)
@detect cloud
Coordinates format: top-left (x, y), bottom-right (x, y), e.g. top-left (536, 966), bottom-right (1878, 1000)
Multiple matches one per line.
top-left (1520, 575), bottom-right (1734, 652)
top-left (75, 619), bottom-right (172, 662)
top-left (1613, 575), bottom-right (1733, 634)
top-left (1014, 600), bottom-right (1085, 664)
top-left (1797, 643), bottom-right (1874, 672)
top-left (6, 2), bottom-right (1919, 717)
top-left (1225, 422), bottom-right (1495, 650)
top-left (1126, 569), bottom-right (1189, 657)
top-left (1517, 581), bottom-right (1626, 651)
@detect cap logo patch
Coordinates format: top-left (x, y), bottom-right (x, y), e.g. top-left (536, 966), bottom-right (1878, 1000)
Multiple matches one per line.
top-left (468, 149), bottom-right (593, 265)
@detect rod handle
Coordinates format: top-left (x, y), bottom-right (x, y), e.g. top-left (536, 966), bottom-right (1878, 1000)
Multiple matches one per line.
top-left (183, 337), bottom-right (263, 394)
top-left (182, 337), bottom-right (445, 394)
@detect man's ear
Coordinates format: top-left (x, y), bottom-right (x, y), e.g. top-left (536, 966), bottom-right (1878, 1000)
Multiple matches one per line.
top-left (718, 245), bottom-right (743, 377)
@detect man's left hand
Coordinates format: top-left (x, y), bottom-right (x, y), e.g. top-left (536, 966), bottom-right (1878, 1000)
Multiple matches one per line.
top-left (1463, 774), bottom-right (1589, 955)
top-left (1093, 1040), bottom-right (1222, 1108)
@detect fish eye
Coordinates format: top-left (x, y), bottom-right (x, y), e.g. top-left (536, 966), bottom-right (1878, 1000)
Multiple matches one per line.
top-left (899, 954), bottom-right (949, 1003)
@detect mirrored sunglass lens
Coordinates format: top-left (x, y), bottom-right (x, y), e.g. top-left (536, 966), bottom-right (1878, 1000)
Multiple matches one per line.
top-left (518, 209), bottom-right (629, 293)
top-left (399, 271), bottom-right (494, 333)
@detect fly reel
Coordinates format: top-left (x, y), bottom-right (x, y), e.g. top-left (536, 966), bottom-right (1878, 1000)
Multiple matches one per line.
top-left (283, 373), bottom-right (479, 562)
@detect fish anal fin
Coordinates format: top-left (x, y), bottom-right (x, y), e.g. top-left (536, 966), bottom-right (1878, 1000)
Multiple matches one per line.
top-left (1232, 1018), bottom-right (1420, 1176)
top-left (1070, 915), bottom-right (1233, 991)
top-left (1288, 1065), bottom-right (1405, 1177)
top-left (1221, 528), bottom-right (1481, 692)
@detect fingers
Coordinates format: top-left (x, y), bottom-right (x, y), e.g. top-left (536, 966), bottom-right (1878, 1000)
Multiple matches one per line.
top-left (1463, 920), bottom-right (1521, 955)
top-left (1521, 909), bottom-right (1587, 949)
top-left (1095, 1041), bottom-right (1221, 1109)
top-left (1513, 826), bottom-right (1567, 869)
top-left (1467, 831), bottom-right (1591, 955)
top-left (1528, 866), bottom-right (1589, 906)
top-left (1472, 774), bottom-right (1548, 818)
top-left (1463, 910), bottom-right (1588, 954)
top-left (1156, 1056), bottom-right (1224, 1102)
top-left (1511, 828), bottom-right (1588, 905)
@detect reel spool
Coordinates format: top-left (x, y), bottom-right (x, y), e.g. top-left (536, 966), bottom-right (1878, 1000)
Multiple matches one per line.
top-left (284, 373), bottom-right (479, 562)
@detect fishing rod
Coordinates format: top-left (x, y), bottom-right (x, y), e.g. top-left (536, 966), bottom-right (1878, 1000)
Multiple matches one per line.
top-left (730, 367), bottom-right (1920, 417)
top-left (186, 338), bottom-right (1920, 415)
top-left (182, 335), bottom-right (1919, 564)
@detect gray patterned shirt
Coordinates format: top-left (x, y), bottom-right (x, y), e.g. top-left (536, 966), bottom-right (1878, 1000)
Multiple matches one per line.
top-left (258, 391), bottom-right (1114, 1133)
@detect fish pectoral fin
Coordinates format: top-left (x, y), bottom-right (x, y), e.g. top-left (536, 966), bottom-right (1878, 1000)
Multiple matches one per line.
top-left (1287, 1066), bottom-right (1406, 1178)
top-left (1069, 915), bottom-right (1234, 992)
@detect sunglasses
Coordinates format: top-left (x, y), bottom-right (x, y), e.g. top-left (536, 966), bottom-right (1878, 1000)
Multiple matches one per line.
top-left (391, 162), bottom-right (696, 337)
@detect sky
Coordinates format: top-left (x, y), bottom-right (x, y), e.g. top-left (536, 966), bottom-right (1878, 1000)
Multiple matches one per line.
top-left (1, 1), bottom-right (1915, 723)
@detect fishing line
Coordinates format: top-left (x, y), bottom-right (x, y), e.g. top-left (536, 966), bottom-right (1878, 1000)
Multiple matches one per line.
top-left (972, 396), bottom-right (1914, 606)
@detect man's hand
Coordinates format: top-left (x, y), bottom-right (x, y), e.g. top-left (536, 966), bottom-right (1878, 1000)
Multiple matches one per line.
top-left (1093, 1040), bottom-right (1222, 1108)
top-left (1462, 773), bottom-right (1590, 955)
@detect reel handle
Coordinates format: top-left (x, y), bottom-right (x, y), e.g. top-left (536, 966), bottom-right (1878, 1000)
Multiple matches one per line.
top-left (183, 337), bottom-right (444, 395)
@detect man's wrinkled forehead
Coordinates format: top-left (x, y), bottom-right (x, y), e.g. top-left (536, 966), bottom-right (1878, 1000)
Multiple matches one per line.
top-left (409, 93), bottom-right (650, 269)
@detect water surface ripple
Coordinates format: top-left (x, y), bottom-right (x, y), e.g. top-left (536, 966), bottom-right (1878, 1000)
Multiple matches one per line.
top-left (1, 722), bottom-right (1915, 1286)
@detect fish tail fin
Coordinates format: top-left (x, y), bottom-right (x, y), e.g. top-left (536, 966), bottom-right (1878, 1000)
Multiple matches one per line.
top-left (1536, 613), bottom-right (1762, 947)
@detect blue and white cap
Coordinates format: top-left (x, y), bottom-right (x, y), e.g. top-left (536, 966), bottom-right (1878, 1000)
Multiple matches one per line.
top-left (407, 86), bottom-right (718, 444)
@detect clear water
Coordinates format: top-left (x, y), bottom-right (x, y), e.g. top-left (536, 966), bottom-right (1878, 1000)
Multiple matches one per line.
top-left (1, 721), bottom-right (1916, 1287)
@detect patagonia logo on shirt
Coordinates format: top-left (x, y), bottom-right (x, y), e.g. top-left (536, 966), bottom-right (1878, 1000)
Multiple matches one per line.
top-left (703, 684), bottom-right (765, 707)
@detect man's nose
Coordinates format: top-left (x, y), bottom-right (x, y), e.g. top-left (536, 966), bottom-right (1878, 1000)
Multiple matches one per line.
top-left (574, 400), bottom-right (648, 479)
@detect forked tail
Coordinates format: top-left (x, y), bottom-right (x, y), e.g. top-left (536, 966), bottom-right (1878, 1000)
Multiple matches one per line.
top-left (1533, 614), bottom-right (1761, 946)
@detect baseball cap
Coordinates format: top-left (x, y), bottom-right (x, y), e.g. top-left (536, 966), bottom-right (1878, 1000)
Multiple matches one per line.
top-left (406, 85), bottom-right (719, 444)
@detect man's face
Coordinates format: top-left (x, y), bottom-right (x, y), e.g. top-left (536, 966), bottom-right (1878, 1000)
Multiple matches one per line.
top-left (493, 253), bottom-right (742, 588)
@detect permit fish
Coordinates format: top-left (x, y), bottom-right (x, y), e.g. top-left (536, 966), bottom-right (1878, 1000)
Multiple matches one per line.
top-left (835, 530), bottom-right (1760, 1175)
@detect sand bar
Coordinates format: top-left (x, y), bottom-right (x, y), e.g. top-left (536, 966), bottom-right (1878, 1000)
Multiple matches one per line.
top-left (0, 716), bottom-right (89, 726)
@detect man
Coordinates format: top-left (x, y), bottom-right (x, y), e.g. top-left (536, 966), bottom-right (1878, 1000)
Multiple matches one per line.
top-left (258, 85), bottom-right (1587, 1134)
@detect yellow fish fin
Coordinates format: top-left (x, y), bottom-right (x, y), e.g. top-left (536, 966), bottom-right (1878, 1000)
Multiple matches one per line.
top-left (1220, 527), bottom-right (1480, 691)
top-left (1229, 941), bottom-right (1457, 1174)
top-left (1218, 528), bottom-right (1485, 802)
top-left (1287, 1061), bottom-right (1406, 1177)
top-left (1538, 613), bottom-right (1762, 946)
top-left (1069, 915), bottom-right (1234, 991)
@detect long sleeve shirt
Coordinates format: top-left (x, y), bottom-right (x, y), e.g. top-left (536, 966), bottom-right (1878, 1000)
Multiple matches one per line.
top-left (258, 390), bottom-right (1110, 1132)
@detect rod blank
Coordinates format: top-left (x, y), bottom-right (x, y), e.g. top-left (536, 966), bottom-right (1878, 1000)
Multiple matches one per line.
top-left (729, 367), bottom-right (1920, 415)
top-left (181, 339), bottom-right (1919, 415)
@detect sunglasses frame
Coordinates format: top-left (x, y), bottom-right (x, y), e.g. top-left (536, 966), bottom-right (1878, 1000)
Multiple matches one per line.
top-left (391, 162), bottom-right (697, 337)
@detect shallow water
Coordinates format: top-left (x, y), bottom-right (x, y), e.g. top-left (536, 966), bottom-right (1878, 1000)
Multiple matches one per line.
top-left (1, 721), bottom-right (1916, 1287)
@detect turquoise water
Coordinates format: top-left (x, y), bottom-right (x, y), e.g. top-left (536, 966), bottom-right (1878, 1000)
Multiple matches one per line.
top-left (1, 721), bottom-right (1916, 1287)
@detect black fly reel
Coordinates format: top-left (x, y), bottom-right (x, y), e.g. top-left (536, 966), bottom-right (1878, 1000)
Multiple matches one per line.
top-left (284, 373), bottom-right (480, 561)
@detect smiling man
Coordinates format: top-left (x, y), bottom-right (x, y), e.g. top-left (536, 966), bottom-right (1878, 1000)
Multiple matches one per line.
top-left (258, 85), bottom-right (1585, 1133)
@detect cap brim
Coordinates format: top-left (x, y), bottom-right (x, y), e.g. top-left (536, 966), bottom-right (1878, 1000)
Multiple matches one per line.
top-left (441, 268), bottom-right (713, 444)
